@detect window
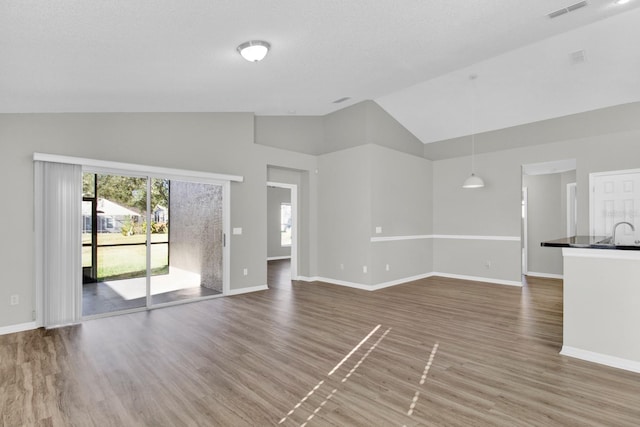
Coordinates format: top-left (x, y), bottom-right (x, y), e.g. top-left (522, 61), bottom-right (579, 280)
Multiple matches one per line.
top-left (280, 203), bottom-right (292, 247)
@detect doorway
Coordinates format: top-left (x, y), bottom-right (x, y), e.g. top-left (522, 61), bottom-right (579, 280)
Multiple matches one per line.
top-left (266, 182), bottom-right (298, 284)
top-left (521, 159), bottom-right (577, 278)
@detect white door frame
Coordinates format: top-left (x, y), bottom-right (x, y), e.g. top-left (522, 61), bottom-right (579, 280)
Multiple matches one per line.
top-left (566, 182), bottom-right (577, 237)
top-left (522, 186), bottom-right (528, 275)
top-left (267, 181), bottom-right (298, 280)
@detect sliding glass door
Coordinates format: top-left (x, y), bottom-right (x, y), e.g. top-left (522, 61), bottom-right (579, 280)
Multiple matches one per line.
top-left (81, 172), bottom-right (227, 318)
top-left (150, 179), bottom-right (224, 305)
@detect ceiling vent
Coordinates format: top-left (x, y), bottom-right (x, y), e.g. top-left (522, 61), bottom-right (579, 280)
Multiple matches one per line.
top-left (548, 1), bottom-right (588, 19)
top-left (569, 49), bottom-right (587, 64)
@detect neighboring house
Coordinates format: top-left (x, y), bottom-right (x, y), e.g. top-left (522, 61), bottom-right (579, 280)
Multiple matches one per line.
top-left (154, 205), bottom-right (168, 223)
top-left (82, 198), bottom-right (141, 234)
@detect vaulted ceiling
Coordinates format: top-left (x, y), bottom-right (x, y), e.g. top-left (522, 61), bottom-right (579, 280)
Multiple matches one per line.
top-left (2, 0), bottom-right (639, 144)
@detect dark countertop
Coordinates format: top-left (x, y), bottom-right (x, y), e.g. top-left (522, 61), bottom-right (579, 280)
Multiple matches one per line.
top-left (541, 236), bottom-right (640, 250)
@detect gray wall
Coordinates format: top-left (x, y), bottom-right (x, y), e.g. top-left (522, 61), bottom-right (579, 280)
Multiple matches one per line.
top-left (267, 186), bottom-right (291, 259)
top-left (3, 102), bottom-right (639, 330)
top-left (370, 144), bottom-right (433, 284)
top-left (523, 172), bottom-right (575, 276)
top-left (366, 102), bottom-right (424, 158)
top-left (256, 100), bottom-right (424, 158)
top-left (433, 130), bottom-right (640, 283)
top-left (255, 116), bottom-right (324, 155)
top-left (317, 145), bottom-right (373, 284)
top-left (317, 144), bottom-right (433, 286)
top-left (322, 103), bottom-right (369, 154)
top-left (0, 113), bottom-right (318, 328)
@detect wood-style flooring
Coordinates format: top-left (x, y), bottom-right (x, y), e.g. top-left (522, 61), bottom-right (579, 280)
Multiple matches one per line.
top-left (2, 260), bottom-right (640, 426)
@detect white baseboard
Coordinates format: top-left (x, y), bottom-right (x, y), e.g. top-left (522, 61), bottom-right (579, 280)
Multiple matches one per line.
top-left (267, 256), bottom-right (291, 261)
top-left (298, 272), bottom-right (521, 289)
top-left (0, 321), bottom-right (38, 336)
top-left (560, 346), bottom-right (640, 374)
top-left (304, 276), bottom-right (373, 291)
top-left (526, 271), bottom-right (563, 280)
top-left (432, 272), bottom-right (523, 287)
top-left (296, 273), bottom-right (435, 291)
top-left (227, 284), bottom-right (269, 296)
top-left (371, 273), bottom-right (435, 290)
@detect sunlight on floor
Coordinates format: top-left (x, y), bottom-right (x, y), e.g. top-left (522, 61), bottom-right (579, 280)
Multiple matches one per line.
top-left (103, 267), bottom-right (201, 300)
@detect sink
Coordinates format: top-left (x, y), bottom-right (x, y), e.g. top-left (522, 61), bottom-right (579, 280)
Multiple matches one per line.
top-left (590, 237), bottom-right (640, 250)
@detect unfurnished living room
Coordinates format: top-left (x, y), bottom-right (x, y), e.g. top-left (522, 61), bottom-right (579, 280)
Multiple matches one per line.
top-left (2, 1), bottom-right (640, 426)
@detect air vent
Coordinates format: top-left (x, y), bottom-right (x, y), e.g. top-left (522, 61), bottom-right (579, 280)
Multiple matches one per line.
top-left (548, 1), bottom-right (588, 19)
top-left (569, 49), bottom-right (586, 64)
top-left (332, 97), bottom-right (351, 104)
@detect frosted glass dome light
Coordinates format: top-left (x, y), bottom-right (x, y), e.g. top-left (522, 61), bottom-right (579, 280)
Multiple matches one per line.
top-left (237, 40), bottom-right (271, 62)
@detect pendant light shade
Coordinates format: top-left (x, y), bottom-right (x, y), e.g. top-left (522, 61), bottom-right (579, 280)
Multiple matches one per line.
top-left (462, 173), bottom-right (485, 189)
top-left (237, 40), bottom-right (271, 62)
top-left (462, 74), bottom-right (485, 189)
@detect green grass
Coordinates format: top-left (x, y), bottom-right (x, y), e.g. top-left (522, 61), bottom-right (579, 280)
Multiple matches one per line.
top-left (82, 236), bottom-right (169, 281)
top-left (82, 232), bottom-right (168, 245)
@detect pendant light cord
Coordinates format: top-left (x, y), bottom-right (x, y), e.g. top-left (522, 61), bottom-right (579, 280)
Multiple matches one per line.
top-left (470, 74), bottom-right (477, 174)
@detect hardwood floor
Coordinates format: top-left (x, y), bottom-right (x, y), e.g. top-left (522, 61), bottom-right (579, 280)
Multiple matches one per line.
top-left (2, 262), bottom-right (640, 426)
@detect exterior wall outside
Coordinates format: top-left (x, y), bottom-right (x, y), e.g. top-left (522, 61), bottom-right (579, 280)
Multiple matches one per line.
top-left (170, 181), bottom-right (223, 291)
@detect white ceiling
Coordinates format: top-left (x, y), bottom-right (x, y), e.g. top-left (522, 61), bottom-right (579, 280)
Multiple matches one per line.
top-left (2, 0), bottom-right (639, 143)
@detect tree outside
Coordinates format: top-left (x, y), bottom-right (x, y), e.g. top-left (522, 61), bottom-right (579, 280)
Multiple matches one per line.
top-left (83, 173), bottom-right (170, 281)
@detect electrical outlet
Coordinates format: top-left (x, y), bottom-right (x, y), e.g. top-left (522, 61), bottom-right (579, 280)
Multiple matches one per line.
top-left (340, 263), bottom-right (344, 270)
top-left (375, 226), bottom-right (382, 234)
top-left (385, 264), bottom-right (390, 271)
top-left (10, 295), bottom-right (19, 306)
top-left (363, 266), bottom-right (368, 273)
top-left (484, 260), bottom-right (492, 269)
top-left (243, 268), bottom-right (248, 276)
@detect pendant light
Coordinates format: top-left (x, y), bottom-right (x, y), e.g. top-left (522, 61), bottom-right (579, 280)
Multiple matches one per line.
top-left (462, 74), bottom-right (485, 189)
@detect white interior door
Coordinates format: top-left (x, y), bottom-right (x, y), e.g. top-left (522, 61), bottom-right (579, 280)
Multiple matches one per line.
top-left (591, 170), bottom-right (640, 244)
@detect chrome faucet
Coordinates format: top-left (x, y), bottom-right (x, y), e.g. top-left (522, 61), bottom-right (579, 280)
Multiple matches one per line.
top-left (611, 221), bottom-right (635, 245)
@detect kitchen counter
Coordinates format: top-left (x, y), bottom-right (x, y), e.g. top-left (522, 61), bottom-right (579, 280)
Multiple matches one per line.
top-left (541, 235), bottom-right (640, 250)
top-left (547, 244), bottom-right (640, 373)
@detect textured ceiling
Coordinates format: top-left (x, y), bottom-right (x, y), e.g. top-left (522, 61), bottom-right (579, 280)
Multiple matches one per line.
top-left (2, 0), bottom-right (639, 143)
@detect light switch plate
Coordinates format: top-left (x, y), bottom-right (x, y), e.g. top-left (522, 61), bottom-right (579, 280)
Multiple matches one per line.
top-left (233, 227), bottom-right (242, 235)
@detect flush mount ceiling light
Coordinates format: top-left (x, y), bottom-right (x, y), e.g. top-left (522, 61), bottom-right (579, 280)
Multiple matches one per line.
top-left (615, 0), bottom-right (630, 4)
top-left (237, 40), bottom-right (271, 62)
top-left (462, 74), bottom-right (485, 189)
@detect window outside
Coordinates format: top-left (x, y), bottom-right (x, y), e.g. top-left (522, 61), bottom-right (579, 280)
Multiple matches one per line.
top-left (281, 203), bottom-right (292, 247)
